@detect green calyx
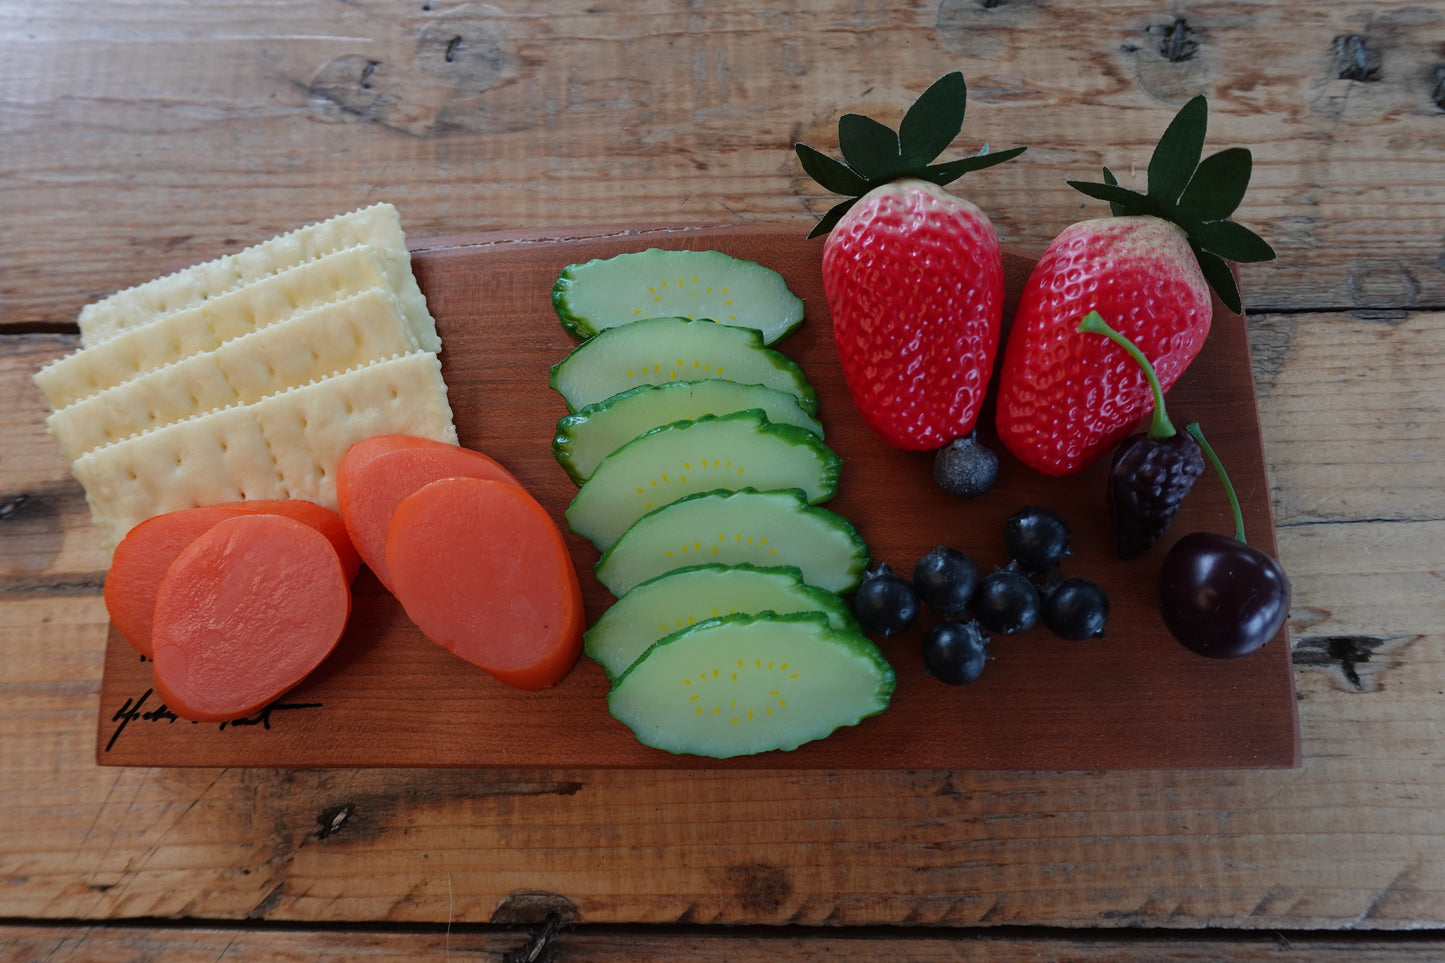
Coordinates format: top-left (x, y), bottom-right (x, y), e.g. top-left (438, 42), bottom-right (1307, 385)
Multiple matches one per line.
top-left (1066, 95), bottom-right (1275, 315)
top-left (1077, 310), bottom-right (1177, 441)
top-left (794, 71), bottom-right (1026, 239)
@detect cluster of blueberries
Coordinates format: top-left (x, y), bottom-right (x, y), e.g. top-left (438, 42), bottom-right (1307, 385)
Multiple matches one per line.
top-left (851, 506), bottom-right (1111, 685)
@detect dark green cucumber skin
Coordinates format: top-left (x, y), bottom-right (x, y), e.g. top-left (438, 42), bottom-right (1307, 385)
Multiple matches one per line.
top-left (563, 411), bottom-right (844, 551)
top-left (552, 380), bottom-right (824, 486)
top-left (546, 316), bottom-right (819, 415)
top-left (583, 561), bottom-right (864, 681)
top-left (577, 408), bottom-right (841, 502)
top-left (593, 487), bottom-right (872, 596)
top-left (605, 610), bottom-right (896, 758)
top-left (551, 249), bottom-right (805, 343)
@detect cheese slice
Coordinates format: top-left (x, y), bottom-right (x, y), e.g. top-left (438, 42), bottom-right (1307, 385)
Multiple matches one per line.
top-left (72, 351), bottom-right (456, 551)
top-left (75, 202), bottom-right (430, 348)
top-left (36, 243), bottom-right (408, 410)
top-left (45, 286), bottom-right (419, 461)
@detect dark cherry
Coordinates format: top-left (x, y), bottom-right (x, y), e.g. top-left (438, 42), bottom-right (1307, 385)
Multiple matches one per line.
top-left (1157, 532), bottom-right (1290, 659)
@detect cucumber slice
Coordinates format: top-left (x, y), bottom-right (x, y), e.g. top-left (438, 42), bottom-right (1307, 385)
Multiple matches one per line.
top-left (594, 488), bottom-right (870, 597)
top-left (553, 380), bottom-right (825, 485)
top-left (585, 563), bottom-right (861, 681)
top-left (548, 316), bottom-right (817, 414)
top-left (566, 411), bottom-right (840, 550)
top-left (607, 611), bottom-right (895, 758)
top-left (553, 248), bottom-right (805, 344)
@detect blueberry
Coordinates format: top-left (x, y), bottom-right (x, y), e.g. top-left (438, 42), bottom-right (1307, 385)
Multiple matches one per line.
top-left (912, 546), bottom-right (979, 615)
top-left (972, 568), bottom-right (1041, 635)
top-left (851, 563), bottom-right (919, 638)
top-left (922, 620), bottom-right (989, 685)
top-left (933, 432), bottom-right (998, 498)
top-left (1041, 577), bottom-right (1110, 640)
top-left (1003, 506), bottom-right (1072, 572)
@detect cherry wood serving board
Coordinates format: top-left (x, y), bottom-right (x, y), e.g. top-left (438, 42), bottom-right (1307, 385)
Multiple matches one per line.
top-left (96, 223), bottom-right (1299, 770)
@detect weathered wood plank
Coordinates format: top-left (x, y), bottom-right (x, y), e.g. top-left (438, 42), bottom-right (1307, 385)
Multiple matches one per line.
top-left (4, 286), bottom-right (1445, 929)
top-left (4, 0), bottom-right (1444, 331)
top-left (4, 924), bottom-right (1445, 963)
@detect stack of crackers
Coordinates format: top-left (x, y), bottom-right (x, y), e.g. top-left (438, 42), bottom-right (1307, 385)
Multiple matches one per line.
top-left (34, 203), bottom-right (457, 552)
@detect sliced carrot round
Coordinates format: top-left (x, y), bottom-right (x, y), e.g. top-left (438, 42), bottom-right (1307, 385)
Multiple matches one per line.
top-left (104, 499), bottom-right (358, 657)
top-left (105, 506), bottom-right (249, 657)
top-left (337, 435), bottom-right (520, 592)
top-left (228, 499), bottom-right (361, 583)
top-left (386, 476), bottom-right (583, 690)
top-left (150, 513), bottom-right (352, 722)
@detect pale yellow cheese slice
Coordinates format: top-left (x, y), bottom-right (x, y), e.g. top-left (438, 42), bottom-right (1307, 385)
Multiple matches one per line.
top-left (255, 351), bottom-right (457, 509)
top-left (72, 351), bottom-right (456, 552)
top-left (45, 286), bottom-right (419, 461)
top-left (36, 243), bottom-right (402, 410)
top-left (71, 404), bottom-right (287, 551)
top-left (76, 202), bottom-right (435, 350)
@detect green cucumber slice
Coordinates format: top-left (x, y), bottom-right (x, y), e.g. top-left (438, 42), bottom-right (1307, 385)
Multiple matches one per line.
top-left (594, 488), bottom-right (870, 597)
top-left (566, 411), bottom-right (840, 550)
top-left (548, 316), bottom-right (817, 415)
top-left (552, 248), bottom-right (805, 344)
top-left (585, 563), bottom-right (860, 681)
top-left (606, 611), bottom-right (895, 758)
top-left (553, 379), bottom-right (825, 485)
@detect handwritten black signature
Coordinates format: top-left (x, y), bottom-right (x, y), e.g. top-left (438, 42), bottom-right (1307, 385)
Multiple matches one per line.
top-left (104, 686), bottom-right (323, 752)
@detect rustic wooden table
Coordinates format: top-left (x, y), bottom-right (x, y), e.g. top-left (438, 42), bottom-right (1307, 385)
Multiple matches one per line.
top-left (5, 2), bottom-right (1444, 960)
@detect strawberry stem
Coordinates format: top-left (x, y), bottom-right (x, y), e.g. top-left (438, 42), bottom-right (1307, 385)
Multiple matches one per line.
top-left (1185, 422), bottom-right (1247, 544)
top-left (1076, 311), bottom-right (1176, 441)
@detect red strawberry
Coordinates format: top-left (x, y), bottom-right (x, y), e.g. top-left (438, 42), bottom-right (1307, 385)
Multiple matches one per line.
top-left (994, 95), bottom-right (1274, 476)
top-left (795, 73), bottom-right (1024, 450)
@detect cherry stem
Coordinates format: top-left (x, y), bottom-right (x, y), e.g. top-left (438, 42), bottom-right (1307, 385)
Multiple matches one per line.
top-left (1185, 422), bottom-right (1247, 544)
top-left (1077, 311), bottom-right (1176, 441)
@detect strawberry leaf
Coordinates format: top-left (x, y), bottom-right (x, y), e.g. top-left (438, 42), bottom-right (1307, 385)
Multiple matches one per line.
top-left (793, 70), bottom-right (1024, 235)
top-left (1148, 95), bottom-right (1208, 204)
top-left (919, 146), bottom-right (1027, 186)
top-left (1102, 167), bottom-right (1127, 217)
top-left (1067, 180), bottom-right (1155, 217)
top-left (1177, 147), bottom-right (1253, 223)
top-left (795, 143), bottom-right (869, 197)
top-left (899, 71), bottom-right (967, 168)
top-left (1191, 219), bottom-right (1276, 263)
top-left (839, 112), bottom-right (903, 182)
top-left (805, 197), bottom-right (860, 239)
top-left (1192, 244), bottom-right (1243, 314)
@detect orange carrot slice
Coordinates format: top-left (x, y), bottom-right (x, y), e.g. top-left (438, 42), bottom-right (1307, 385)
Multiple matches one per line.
top-left (386, 476), bottom-right (583, 690)
top-left (104, 499), bottom-right (358, 658)
top-left (233, 499), bottom-right (361, 583)
top-left (150, 513), bottom-right (352, 722)
top-left (337, 435), bottom-right (520, 591)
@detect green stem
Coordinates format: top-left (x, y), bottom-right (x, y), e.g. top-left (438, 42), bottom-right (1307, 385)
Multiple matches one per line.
top-left (1185, 422), bottom-right (1247, 544)
top-left (1077, 311), bottom-right (1176, 441)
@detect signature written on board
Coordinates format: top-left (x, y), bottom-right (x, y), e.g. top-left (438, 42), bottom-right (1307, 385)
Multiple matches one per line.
top-left (105, 687), bottom-right (323, 752)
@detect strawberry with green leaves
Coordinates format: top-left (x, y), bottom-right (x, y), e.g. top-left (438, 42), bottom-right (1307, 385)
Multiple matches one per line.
top-left (796, 73), bottom-right (1024, 451)
top-left (994, 95), bottom-right (1274, 476)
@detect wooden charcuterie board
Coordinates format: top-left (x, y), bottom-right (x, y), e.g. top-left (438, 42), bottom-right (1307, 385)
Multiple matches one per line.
top-left (96, 223), bottom-right (1300, 770)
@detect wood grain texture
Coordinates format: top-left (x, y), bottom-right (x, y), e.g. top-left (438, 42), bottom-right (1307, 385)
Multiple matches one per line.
top-left (4, 0), bottom-right (1445, 947)
top-left (4, 1), bottom-right (1445, 330)
top-left (5, 924), bottom-right (1445, 963)
top-left (90, 225), bottom-right (1296, 771)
